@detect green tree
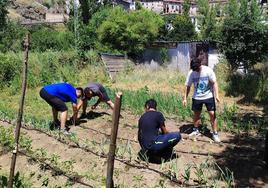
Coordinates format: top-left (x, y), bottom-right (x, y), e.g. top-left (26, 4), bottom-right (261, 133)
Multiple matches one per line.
top-left (97, 7), bottom-right (164, 58)
top-left (197, 0), bottom-right (222, 40)
top-left (182, 0), bottom-right (190, 16)
top-left (166, 15), bottom-right (196, 41)
top-left (219, 0), bottom-right (268, 72)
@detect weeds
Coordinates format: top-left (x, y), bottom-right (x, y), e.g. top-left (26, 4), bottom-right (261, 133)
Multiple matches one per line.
top-left (182, 164), bottom-right (192, 182)
top-left (215, 164), bottom-right (235, 188)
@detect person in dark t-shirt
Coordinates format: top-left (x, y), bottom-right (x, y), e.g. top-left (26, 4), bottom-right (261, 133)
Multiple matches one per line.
top-left (80, 83), bottom-right (114, 118)
top-left (138, 99), bottom-right (181, 154)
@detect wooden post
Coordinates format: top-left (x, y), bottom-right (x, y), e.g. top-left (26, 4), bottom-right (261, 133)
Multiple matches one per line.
top-left (8, 33), bottom-right (30, 188)
top-left (106, 92), bottom-right (123, 188)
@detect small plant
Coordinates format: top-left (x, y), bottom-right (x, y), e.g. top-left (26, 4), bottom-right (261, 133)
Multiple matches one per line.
top-left (154, 178), bottom-right (168, 188)
top-left (41, 175), bottom-right (49, 186)
top-left (215, 164), bottom-right (235, 188)
top-left (0, 172), bottom-right (32, 188)
top-left (193, 162), bottom-right (209, 185)
top-left (61, 160), bottom-right (76, 173)
top-left (133, 174), bottom-right (144, 188)
top-left (182, 164), bottom-right (192, 182)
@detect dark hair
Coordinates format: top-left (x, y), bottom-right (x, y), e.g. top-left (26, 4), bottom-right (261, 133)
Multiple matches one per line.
top-left (76, 87), bottom-right (84, 97)
top-left (84, 87), bottom-right (91, 95)
top-left (190, 58), bottom-right (201, 71)
top-left (145, 99), bottom-right (157, 110)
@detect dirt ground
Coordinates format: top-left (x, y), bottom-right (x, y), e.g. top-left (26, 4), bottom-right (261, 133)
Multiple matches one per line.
top-left (0, 107), bottom-right (268, 188)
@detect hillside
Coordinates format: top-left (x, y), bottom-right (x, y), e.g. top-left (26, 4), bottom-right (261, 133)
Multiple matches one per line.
top-left (7, 0), bottom-right (66, 21)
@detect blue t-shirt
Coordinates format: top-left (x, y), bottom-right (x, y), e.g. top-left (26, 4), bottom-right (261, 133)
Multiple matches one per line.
top-left (43, 83), bottom-right (77, 104)
top-left (138, 111), bottom-right (165, 150)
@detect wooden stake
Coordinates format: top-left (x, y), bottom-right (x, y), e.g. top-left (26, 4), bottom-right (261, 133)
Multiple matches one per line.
top-left (8, 33), bottom-right (30, 188)
top-left (106, 92), bottom-right (123, 188)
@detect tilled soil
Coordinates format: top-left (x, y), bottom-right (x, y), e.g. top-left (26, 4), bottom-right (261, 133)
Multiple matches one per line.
top-left (0, 108), bottom-right (267, 188)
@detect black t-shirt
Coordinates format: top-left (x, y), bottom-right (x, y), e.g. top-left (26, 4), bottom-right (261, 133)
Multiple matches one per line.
top-left (138, 111), bottom-right (165, 149)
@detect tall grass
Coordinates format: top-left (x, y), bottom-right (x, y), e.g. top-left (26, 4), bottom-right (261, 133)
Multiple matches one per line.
top-left (0, 51), bottom-right (108, 92)
top-left (107, 87), bottom-right (192, 120)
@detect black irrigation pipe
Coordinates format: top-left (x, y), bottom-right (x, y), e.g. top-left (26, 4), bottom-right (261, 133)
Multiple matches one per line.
top-left (17, 150), bottom-right (94, 187)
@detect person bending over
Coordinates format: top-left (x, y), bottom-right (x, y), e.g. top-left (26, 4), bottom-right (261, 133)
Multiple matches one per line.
top-left (183, 58), bottom-right (221, 142)
top-left (40, 83), bottom-right (83, 134)
top-left (138, 99), bottom-right (181, 161)
top-left (80, 83), bottom-right (114, 118)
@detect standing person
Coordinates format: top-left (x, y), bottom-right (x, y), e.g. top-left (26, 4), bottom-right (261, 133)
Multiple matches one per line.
top-left (39, 83), bottom-right (83, 134)
top-left (80, 83), bottom-right (114, 118)
top-left (183, 58), bottom-right (221, 142)
top-left (138, 99), bottom-right (181, 162)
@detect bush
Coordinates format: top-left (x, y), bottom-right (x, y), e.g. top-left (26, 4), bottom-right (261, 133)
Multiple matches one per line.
top-left (0, 51), bottom-right (109, 92)
top-left (0, 22), bottom-right (27, 52)
top-left (215, 60), bottom-right (268, 103)
top-left (30, 25), bottom-right (74, 52)
top-left (0, 53), bottom-right (21, 88)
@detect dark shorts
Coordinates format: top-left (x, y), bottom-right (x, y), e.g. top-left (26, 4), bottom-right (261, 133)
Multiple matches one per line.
top-left (99, 86), bottom-right (110, 102)
top-left (39, 88), bottom-right (68, 112)
top-left (192, 97), bottom-right (216, 112)
top-left (85, 86), bottom-right (110, 102)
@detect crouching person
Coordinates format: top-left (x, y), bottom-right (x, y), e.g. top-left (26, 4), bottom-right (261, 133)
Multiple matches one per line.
top-left (138, 99), bottom-right (181, 163)
top-left (80, 83), bottom-right (114, 118)
top-left (39, 83), bottom-right (83, 134)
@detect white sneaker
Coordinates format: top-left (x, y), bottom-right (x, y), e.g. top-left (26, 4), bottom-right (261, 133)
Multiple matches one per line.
top-left (60, 129), bottom-right (71, 135)
top-left (212, 133), bottom-right (221, 143)
top-left (189, 128), bottom-right (201, 137)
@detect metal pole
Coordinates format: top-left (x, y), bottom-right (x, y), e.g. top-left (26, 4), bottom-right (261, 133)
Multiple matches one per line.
top-left (8, 33), bottom-right (30, 188)
top-left (106, 92), bottom-right (123, 188)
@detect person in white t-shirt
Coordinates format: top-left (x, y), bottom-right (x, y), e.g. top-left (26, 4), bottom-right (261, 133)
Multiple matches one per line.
top-left (183, 58), bottom-right (221, 142)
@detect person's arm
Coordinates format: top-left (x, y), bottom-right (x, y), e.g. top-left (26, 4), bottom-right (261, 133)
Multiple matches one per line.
top-left (212, 81), bottom-right (220, 103)
top-left (160, 122), bottom-right (169, 134)
top-left (183, 86), bottom-right (191, 107)
top-left (183, 71), bottom-right (192, 107)
top-left (71, 103), bottom-right (78, 124)
top-left (209, 71), bottom-right (220, 103)
top-left (92, 98), bottom-right (101, 109)
top-left (76, 99), bottom-right (83, 111)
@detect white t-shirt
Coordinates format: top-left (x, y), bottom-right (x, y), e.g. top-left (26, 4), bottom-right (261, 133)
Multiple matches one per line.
top-left (185, 65), bottom-right (216, 100)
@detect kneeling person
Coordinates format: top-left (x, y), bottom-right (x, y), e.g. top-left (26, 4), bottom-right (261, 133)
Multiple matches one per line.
top-left (138, 99), bottom-right (181, 162)
top-left (81, 83), bottom-right (114, 117)
top-left (40, 83), bottom-right (83, 134)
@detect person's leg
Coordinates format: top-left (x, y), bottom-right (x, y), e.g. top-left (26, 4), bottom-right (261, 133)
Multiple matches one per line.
top-left (150, 132), bottom-right (181, 151)
top-left (52, 108), bottom-right (58, 122)
top-left (193, 111), bottom-right (201, 128)
top-left (60, 110), bottom-right (68, 130)
top-left (205, 98), bottom-right (220, 142)
top-left (191, 98), bottom-right (203, 134)
top-left (106, 100), bottom-right (114, 110)
top-left (82, 99), bottom-right (88, 114)
top-left (208, 111), bottom-right (217, 133)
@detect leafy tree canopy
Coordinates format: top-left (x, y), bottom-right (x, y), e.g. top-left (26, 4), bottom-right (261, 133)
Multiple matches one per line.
top-left (96, 6), bottom-right (164, 58)
top-left (219, 0), bottom-right (268, 72)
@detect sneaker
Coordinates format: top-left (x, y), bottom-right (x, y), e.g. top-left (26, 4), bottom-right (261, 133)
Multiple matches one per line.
top-left (212, 133), bottom-right (221, 143)
top-left (60, 129), bottom-right (71, 135)
top-left (189, 128), bottom-right (201, 137)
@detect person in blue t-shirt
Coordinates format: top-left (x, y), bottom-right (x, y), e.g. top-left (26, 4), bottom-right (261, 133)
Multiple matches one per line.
top-left (39, 83), bottom-right (83, 134)
top-left (138, 99), bottom-right (181, 161)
